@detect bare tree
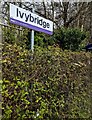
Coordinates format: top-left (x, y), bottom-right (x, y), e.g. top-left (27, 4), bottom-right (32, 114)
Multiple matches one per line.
top-left (1, 1), bottom-right (91, 31)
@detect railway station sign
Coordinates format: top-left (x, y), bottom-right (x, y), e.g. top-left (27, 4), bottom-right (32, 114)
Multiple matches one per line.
top-left (10, 3), bottom-right (53, 35)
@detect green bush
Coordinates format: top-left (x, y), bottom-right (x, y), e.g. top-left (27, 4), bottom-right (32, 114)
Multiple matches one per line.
top-left (3, 25), bottom-right (87, 51)
top-left (52, 28), bottom-right (87, 51)
top-left (2, 25), bottom-right (29, 49)
top-left (2, 43), bottom-right (91, 119)
top-left (31, 28), bottom-right (87, 51)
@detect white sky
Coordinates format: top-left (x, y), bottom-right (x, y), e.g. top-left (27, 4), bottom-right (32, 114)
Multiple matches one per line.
top-left (6, 0), bottom-right (92, 2)
top-left (31, 0), bottom-right (91, 1)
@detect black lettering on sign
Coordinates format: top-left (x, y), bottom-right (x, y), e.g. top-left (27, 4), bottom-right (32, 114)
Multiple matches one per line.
top-left (17, 8), bottom-right (18, 17)
top-left (47, 23), bottom-right (50, 28)
top-left (19, 11), bottom-right (24, 18)
top-left (39, 19), bottom-right (43, 26)
top-left (25, 14), bottom-right (29, 22)
top-left (43, 21), bottom-right (46, 28)
top-left (16, 8), bottom-right (24, 18)
top-left (16, 7), bottom-right (50, 29)
top-left (30, 14), bottom-right (34, 22)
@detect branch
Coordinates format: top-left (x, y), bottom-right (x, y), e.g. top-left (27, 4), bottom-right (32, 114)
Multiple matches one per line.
top-left (66, 3), bottom-right (88, 27)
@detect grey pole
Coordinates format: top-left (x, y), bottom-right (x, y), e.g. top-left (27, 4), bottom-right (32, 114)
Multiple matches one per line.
top-left (31, 4), bottom-right (35, 52)
top-left (31, 29), bottom-right (34, 52)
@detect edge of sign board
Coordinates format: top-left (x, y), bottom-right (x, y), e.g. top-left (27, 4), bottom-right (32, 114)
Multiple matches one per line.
top-left (10, 18), bottom-right (53, 35)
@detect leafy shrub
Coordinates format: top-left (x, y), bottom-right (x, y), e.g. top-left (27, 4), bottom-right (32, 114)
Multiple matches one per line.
top-left (52, 28), bottom-right (87, 51)
top-left (2, 25), bottom-right (29, 49)
top-left (3, 24), bottom-right (87, 51)
top-left (2, 43), bottom-right (91, 119)
top-left (31, 28), bottom-right (87, 51)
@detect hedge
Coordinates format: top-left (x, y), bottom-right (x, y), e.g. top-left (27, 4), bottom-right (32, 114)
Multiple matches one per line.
top-left (2, 43), bottom-right (91, 120)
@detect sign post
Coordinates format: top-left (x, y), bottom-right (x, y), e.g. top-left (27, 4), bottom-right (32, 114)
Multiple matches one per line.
top-left (10, 3), bottom-right (53, 51)
top-left (31, 5), bottom-right (34, 52)
top-left (31, 30), bottom-right (34, 52)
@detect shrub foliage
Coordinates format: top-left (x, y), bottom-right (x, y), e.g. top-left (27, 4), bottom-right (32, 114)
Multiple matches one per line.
top-left (3, 26), bottom-right (87, 51)
top-left (2, 43), bottom-right (91, 119)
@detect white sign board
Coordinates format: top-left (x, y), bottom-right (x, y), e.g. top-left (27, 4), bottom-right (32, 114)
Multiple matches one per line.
top-left (10, 4), bottom-right (53, 35)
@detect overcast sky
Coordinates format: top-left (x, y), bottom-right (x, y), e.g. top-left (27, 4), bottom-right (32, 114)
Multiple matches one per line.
top-left (3, 0), bottom-right (92, 3)
top-left (23, 0), bottom-right (92, 2)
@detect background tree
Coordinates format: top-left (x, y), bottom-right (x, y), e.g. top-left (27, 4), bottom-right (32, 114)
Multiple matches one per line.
top-left (1, 1), bottom-right (91, 50)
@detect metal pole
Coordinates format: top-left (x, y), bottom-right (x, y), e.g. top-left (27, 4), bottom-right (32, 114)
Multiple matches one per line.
top-left (31, 5), bottom-right (34, 52)
top-left (31, 30), bottom-right (34, 52)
